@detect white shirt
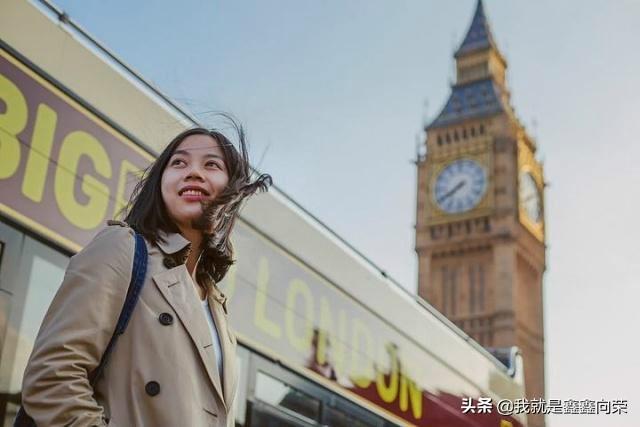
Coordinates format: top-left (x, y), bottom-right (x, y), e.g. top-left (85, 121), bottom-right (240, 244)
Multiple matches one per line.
top-left (201, 298), bottom-right (224, 380)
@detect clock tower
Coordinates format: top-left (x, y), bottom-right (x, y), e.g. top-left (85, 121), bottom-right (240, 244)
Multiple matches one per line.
top-left (415, 2), bottom-right (546, 427)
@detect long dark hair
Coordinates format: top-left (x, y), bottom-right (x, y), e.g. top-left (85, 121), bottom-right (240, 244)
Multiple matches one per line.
top-left (123, 119), bottom-right (272, 283)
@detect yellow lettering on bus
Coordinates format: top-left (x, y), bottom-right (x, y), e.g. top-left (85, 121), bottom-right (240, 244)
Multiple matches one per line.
top-left (285, 278), bottom-right (314, 354)
top-left (112, 159), bottom-right (143, 219)
top-left (399, 371), bottom-right (423, 419)
top-left (376, 343), bottom-right (399, 403)
top-left (54, 130), bottom-right (112, 229)
top-left (0, 74), bottom-right (27, 179)
top-left (332, 309), bottom-right (348, 378)
top-left (316, 297), bottom-right (332, 365)
top-left (316, 299), bottom-right (348, 378)
top-left (350, 318), bottom-right (374, 388)
top-left (22, 103), bottom-right (57, 202)
top-left (254, 257), bottom-right (282, 338)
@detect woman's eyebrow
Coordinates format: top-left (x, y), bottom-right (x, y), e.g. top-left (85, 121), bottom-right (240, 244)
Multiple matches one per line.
top-left (172, 149), bottom-right (224, 160)
top-left (171, 149), bottom-right (191, 157)
top-left (203, 153), bottom-right (225, 160)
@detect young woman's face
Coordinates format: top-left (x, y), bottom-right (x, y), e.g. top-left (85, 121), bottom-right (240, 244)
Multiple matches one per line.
top-left (161, 134), bottom-right (230, 231)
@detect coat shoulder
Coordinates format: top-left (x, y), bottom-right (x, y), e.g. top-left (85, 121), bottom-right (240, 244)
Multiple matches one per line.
top-left (93, 220), bottom-right (135, 245)
top-left (97, 219), bottom-right (137, 248)
top-left (70, 221), bottom-right (136, 268)
top-left (106, 219), bottom-right (130, 228)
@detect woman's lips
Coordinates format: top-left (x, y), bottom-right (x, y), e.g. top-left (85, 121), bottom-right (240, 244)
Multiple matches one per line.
top-left (181, 194), bottom-right (206, 202)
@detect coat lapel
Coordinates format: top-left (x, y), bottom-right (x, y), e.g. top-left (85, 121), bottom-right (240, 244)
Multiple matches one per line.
top-left (152, 266), bottom-right (227, 409)
top-left (207, 288), bottom-right (238, 407)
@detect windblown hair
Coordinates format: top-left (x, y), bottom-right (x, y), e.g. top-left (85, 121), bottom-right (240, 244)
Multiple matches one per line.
top-left (123, 119), bottom-right (272, 284)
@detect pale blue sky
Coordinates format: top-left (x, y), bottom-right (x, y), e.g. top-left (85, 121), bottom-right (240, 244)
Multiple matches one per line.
top-left (47, 1), bottom-right (640, 426)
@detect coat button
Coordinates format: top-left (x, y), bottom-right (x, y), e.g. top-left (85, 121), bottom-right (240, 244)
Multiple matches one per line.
top-left (159, 312), bottom-right (173, 325)
top-left (163, 257), bottom-right (177, 269)
top-left (145, 381), bottom-right (160, 396)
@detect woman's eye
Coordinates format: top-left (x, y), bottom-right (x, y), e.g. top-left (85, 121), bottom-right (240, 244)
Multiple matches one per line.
top-left (171, 158), bottom-right (185, 166)
top-left (206, 161), bottom-right (221, 169)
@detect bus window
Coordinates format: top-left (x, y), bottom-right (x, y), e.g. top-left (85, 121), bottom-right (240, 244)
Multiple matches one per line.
top-left (254, 371), bottom-right (320, 424)
top-left (324, 405), bottom-right (379, 427)
top-left (248, 400), bottom-right (320, 427)
top-left (0, 225), bottom-right (70, 425)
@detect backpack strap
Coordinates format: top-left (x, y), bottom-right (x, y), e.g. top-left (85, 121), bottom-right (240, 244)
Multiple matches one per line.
top-left (89, 231), bottom-right (148, 385)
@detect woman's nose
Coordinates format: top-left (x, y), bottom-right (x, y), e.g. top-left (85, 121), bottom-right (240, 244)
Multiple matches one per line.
top-left (184, 164), bottom-right (205, 180)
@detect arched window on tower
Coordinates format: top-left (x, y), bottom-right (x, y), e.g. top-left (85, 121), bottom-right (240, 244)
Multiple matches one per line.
top-left (442, 265), bottom-right (459, 316)
top-left (441, 266), bottom-right (449, 314)
top-left (478, 264), bottom-right (485, 312)
top-left (469, 264), bottom-right (477, 314)
top-left (469, 263), bottom-right (486, 315)
top-left (450, 267), bottom-right (458, 316)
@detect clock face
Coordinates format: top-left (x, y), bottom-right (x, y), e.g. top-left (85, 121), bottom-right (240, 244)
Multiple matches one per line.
top-left (520, 172), bottom-right (542, 223)
top-left (434, 159), bottom-right (487, 214)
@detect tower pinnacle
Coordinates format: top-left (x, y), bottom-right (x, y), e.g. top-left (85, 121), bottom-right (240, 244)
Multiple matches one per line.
top-left (455, 0), bottom-right (500, 58)
top-left (427, 0), bottom-right (511, 130)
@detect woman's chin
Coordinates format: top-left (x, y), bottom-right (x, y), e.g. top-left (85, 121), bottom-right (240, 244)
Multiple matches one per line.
top-left (172, 213), bottom-right (201, 228)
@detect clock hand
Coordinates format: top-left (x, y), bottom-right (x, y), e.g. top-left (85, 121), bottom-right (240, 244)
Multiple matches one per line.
top-left (438, 180), bottom-right (467, 204)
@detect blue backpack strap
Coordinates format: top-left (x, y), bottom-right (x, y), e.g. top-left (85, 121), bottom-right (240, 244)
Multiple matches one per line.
top-left (89, 231), bottom-right (148, 384)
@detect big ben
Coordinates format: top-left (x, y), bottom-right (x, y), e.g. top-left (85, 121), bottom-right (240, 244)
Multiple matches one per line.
top-left (415, 2), bottom-right (546, 427)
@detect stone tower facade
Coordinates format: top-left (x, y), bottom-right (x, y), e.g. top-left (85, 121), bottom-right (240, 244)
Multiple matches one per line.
top-left (415, 2), bottom-right (546, 426)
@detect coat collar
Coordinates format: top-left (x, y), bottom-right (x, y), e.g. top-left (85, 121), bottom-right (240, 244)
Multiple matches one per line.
top-left (156, 229), bottom-right (228, 309)
top-left (156, 229), bottom-right (222, 256)
top-left (157, 229), bottom-right (191, 254)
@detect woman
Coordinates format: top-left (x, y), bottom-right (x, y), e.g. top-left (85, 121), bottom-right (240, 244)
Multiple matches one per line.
top-left (21, 124), bottom-right (271, 426)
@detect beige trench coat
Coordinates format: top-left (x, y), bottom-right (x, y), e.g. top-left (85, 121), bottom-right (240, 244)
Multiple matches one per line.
top-left (21, 221), bottom-right (238, 426)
